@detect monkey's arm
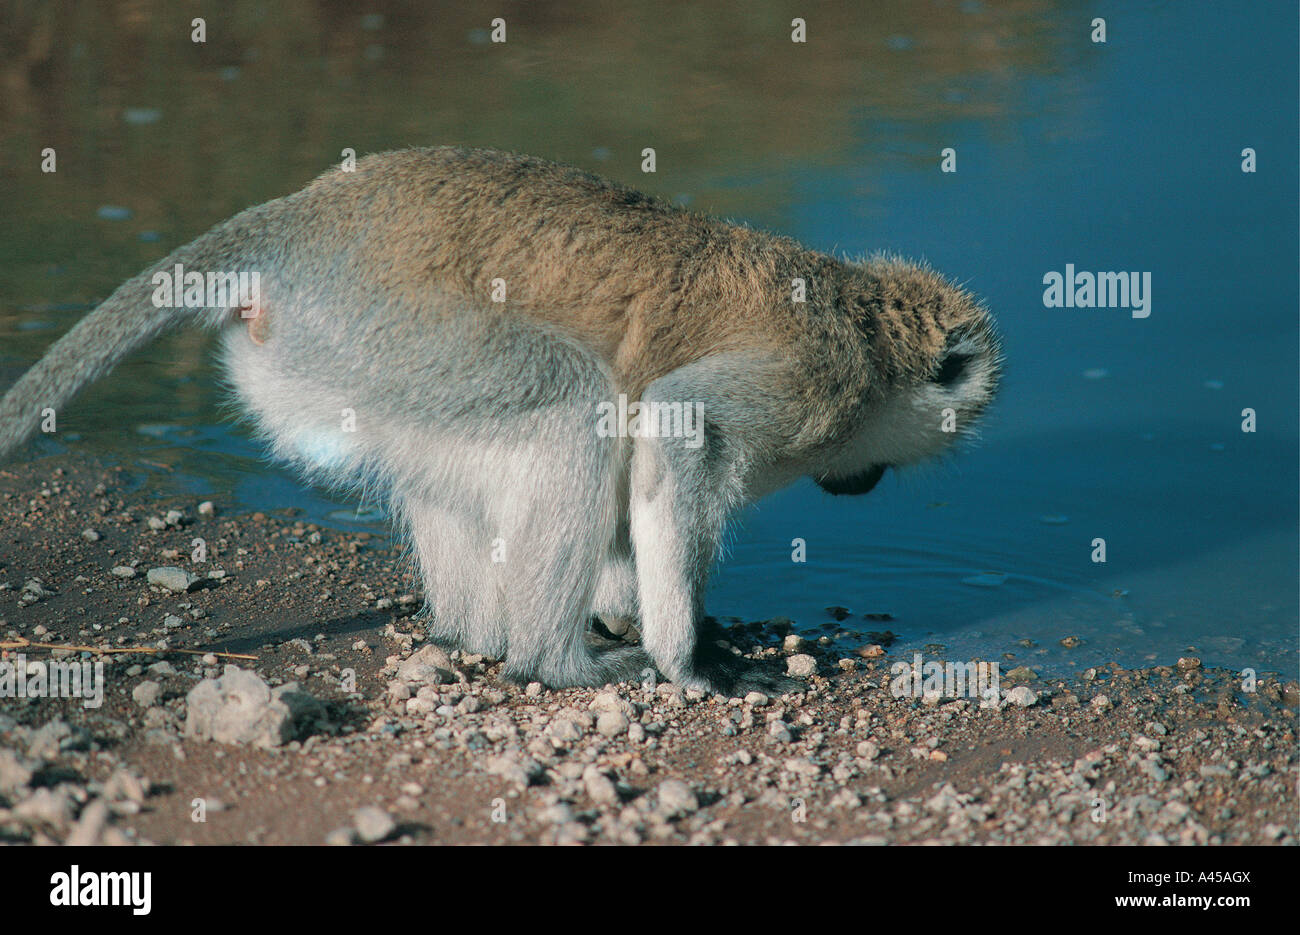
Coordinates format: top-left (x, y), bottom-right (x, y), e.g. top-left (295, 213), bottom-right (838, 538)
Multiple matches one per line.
top-left (629, 353), bottom-right (806, 695)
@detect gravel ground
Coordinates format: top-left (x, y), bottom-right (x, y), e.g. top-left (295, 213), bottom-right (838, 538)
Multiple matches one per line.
top-left (1, 457), bottom-right (1296, 845)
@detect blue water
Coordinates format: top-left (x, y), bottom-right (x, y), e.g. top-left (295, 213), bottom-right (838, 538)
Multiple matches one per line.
top-left (713, 2), bottom-right (1299, 675)
top-left (1, 0), bottom-right (1295, 678)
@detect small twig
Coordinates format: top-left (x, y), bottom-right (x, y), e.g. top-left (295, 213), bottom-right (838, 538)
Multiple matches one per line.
top-left (0, 636), bottom-right (256, 661)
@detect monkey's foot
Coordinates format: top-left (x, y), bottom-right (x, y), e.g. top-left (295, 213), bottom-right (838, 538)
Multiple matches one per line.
top-left (591, 613), bottom-right (641, 643)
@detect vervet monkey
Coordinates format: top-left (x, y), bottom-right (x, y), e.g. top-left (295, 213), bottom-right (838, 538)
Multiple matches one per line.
top-left (0, 147), bottom-right (1001, 695)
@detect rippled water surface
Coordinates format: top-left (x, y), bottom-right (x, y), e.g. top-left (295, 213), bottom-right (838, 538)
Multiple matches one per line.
top-left (1, 1), bottom-right (1295, 677)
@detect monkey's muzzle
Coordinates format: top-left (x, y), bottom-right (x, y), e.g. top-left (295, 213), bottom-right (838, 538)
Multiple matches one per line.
top-left (814, 463), bottom-right (887, 496)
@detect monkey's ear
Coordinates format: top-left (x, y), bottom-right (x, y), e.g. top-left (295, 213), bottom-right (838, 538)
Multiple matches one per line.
top-left (932, 323), bottom-right (986, 387)
top-left (933, 349), bottom-right (971, 387)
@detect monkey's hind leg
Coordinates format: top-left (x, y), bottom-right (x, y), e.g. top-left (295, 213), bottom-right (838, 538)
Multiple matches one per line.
top-left (592, 536), bottom-right (640, 639)
top-left (391, 330), bottom-right (650, 689)
top-left (591, 457), bottom-right (641, 639)
top-left (493, 393), bottom-right (652, 688)
top-left (401, 492), bottom-right (506, 657)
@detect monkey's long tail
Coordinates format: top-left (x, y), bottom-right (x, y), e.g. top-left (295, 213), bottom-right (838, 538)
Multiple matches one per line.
top-left (0, 219), bottom-right (256, 461)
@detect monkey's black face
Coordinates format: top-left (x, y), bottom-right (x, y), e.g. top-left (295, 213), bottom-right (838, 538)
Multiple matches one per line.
top-left (815, 463), bottom-right (887, 496)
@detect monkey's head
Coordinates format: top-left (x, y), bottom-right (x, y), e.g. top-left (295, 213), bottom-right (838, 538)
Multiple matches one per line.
top-left (813, 257), bottom-right (1002, 495)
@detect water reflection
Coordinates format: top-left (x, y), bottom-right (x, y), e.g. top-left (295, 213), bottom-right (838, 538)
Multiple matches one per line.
top-left (0, 0), bottom-right (1294, 677)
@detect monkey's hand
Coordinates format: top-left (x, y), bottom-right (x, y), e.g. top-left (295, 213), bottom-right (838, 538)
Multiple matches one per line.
top-left (680, 623), bottom-right (804, 698)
